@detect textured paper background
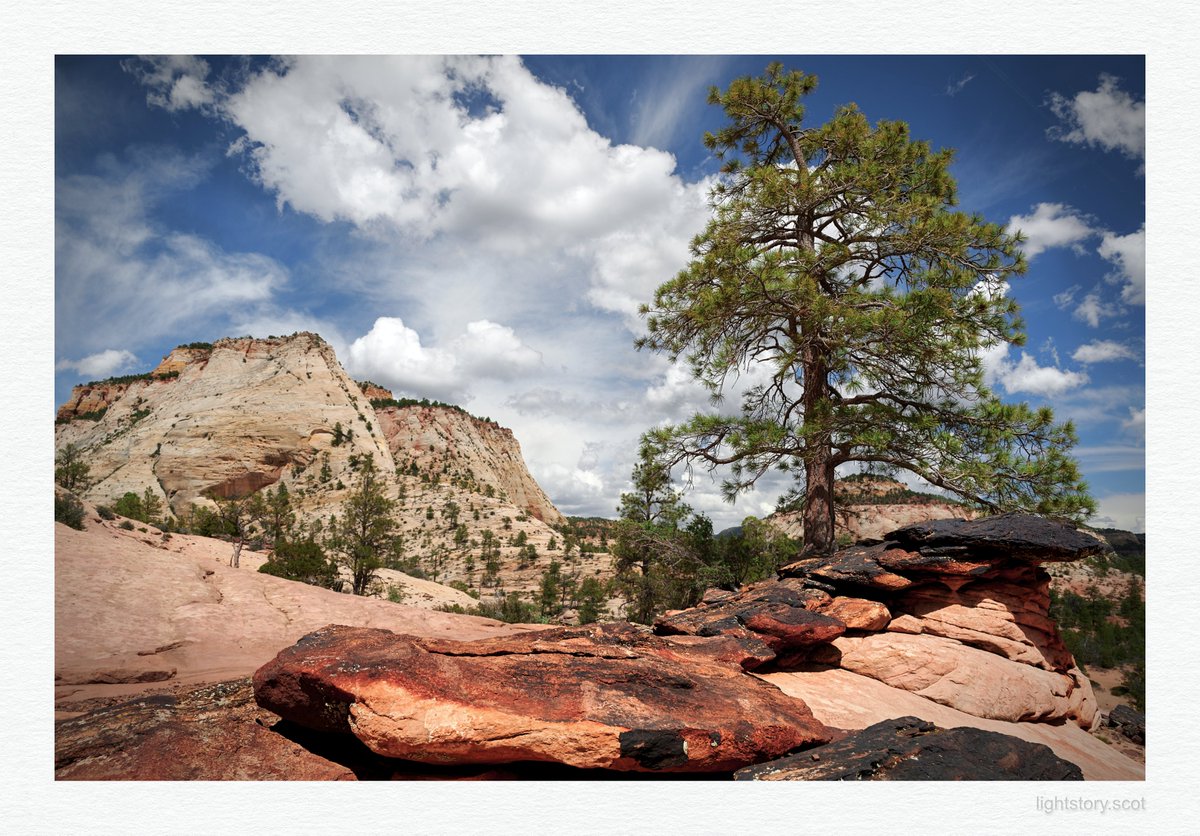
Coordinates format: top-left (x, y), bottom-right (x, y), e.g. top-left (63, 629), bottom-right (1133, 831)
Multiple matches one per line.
top-left (5, 1), bottom-right (1193, 831)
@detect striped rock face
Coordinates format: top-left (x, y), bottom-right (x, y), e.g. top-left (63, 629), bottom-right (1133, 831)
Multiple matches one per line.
top-left (253, 622), bottom-right (832, 772)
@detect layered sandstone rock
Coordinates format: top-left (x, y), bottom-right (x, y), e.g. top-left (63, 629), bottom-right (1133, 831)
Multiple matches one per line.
top-left (656, 514), bottom-right (1104, 731)
top-left (734, 716), bottom-right (1083, 781)
top-left (53, 333), bottom-right (568, 597)
top-left (376, 403), bottom-right (564, 525)
top-left (253, 622), bottom-right (832, 772)
top-left (810, 633), bottom-right (1094, 724)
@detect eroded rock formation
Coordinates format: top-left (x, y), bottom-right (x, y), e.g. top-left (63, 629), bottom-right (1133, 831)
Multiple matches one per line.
top-left (655, 514), bottom-right (1105, 729)
top-left (376, 402), bottom-right (564, 525)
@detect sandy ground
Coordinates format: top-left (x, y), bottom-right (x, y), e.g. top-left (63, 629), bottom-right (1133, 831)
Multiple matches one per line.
top-left (1082, 665), bottom-right (1145, 764)
top-left (55, 507), bottom-right (1145, 781)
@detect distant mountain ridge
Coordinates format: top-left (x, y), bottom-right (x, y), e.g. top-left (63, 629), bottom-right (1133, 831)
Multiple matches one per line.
top-left (767, 476), bottom-right (979, 544)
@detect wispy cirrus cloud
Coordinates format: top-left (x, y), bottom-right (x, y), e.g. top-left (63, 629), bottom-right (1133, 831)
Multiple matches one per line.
top-left (945, 72), bottom-right (975, 96)
top-left (55, 148), bottom-right (290, 365)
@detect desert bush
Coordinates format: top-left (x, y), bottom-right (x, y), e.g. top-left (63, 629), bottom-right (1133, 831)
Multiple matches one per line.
top-left (55, 494), bottom-right (86, 530)
top-left (96, 505), bottom-right (116, 520)
top-left (258, 537), bottom-right (340, 589)
top-left (119, 520), bottom-right (135, 531)
top-left (475, 592), bottom-right (542, 624)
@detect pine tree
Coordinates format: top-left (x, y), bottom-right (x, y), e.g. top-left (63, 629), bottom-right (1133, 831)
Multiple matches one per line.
top-left (613, 443), bottom-right (712, 623)
top-left (576, 577), bottom-right (608, 624)
top-left (639, 63), bottom-right (1094, 554)
top-left (539, 559), bottom-right (562, 618)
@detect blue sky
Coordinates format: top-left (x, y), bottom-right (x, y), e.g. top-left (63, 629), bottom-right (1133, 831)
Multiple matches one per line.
top-left (54, 55), bottom-right (1145, 530)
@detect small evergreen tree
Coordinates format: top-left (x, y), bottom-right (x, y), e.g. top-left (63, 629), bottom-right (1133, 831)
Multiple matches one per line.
top-left (328, 454), bottom-right (398, 595)
top-left (576, 577), bottom-right (608, 624)
top-left (140, 487), bottom-right (164, 527)
top-left (539, 560), bottom-right (562, 618)
top-left (113, 491), bottom-right (144, 521)
top-left (55, 492), bottom-right (86, 530)
top-left (612, 443), bottom-right (713, 623)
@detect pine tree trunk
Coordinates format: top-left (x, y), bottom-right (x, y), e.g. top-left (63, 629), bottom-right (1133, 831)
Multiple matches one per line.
top-left (800, 341), bottom-right (836, 555)
top-left (802, 454), bottom-right (835, 554)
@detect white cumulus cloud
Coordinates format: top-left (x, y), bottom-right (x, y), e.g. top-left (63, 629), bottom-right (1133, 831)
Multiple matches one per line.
top-left (1006, 203), bottom-right (1096, 259)
top-left (344, 316), bottom-right (543, 403)
top-left (452, 320), bottom-right (543, 379)
top-left (1047, 74), bottom-right (1145, 164)
top-left (344, 317), bottom-right (461, 401)
top-left (1098, 225), bottom-right (1145, 305)
top-left (55, 349), bottom-right (140, 379)
top-left (123, 55), bottom-right (215, 112)
top-left (152, 55), bottom-right (712, 328)
top-left (1072, 289), bottom-right (1120, 328)
top-left (983, 344), bottom-right (1089, 398)
top-left (1072, 340), bottom-right (1138, 364)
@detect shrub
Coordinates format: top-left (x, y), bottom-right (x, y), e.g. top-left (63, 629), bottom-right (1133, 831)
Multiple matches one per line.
top-left (55, 494), bottom-right (86, 530)
top-left (96, 505), bottom-right (116, 520)
top-left (435, 603), bottom-right (472, 615)
top-left (475, 592), bottom-right (542, 624)
top-left (119, 520), bottom-right (135, 530)
top-left (258, 537), bottom-right (340, 589)
top-left (113, 491), bottom-right (144, 521)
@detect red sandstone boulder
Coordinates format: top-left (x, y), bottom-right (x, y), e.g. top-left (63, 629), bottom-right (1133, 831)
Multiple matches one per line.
top-left (253, 622), bottom-right (832, 772)
top-left (814, 596), bottom-right (892, 631)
